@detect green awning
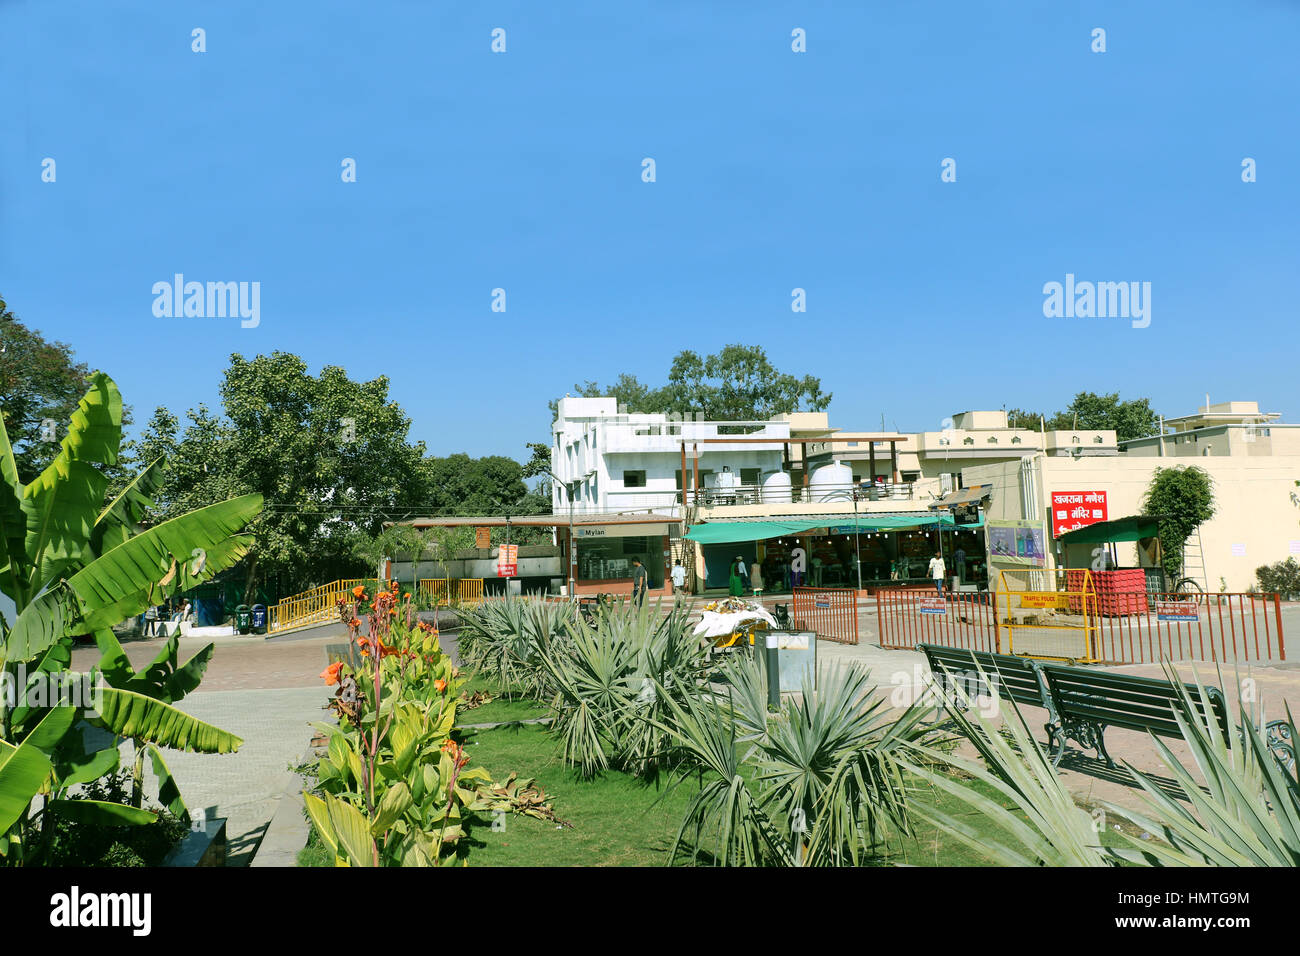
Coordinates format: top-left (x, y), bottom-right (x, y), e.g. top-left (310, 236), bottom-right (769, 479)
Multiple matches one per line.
top-left (683, 513), bottom-right (984, 545)
top-left (682, 519), bottom-right (831, 545)
top-left (1058, 515), bottom-right (1160, 545)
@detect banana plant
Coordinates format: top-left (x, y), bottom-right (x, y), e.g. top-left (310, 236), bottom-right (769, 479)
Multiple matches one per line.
top-left (0, 372), bottom-right (259, 863)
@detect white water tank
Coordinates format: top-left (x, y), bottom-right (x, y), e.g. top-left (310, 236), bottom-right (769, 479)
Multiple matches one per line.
top-left (761, 470), bottom-right (792, 503)
top-left (810, 462), bottom-right (853, 502)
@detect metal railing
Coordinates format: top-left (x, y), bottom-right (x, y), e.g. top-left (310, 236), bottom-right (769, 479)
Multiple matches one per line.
top-left (269, 578), bottom-right (374, 633)
top-left (792, 586), bottom-right (859, 645)
top-left (877, 588), bottom-right (996, 652)
top-left (688, 481), bottom-right (916, 508)
top-left (875, 587), bottom-right (1286, 664)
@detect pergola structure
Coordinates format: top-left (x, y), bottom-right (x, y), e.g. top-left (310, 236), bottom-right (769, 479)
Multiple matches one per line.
top-left (678, 435), bottom-right (908, 502)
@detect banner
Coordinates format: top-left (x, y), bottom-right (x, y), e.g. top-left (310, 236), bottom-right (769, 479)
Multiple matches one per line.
top-left (987, 519), bottom-right (1048, 568)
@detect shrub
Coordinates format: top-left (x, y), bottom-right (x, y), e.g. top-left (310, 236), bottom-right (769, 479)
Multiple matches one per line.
top-left (1256, 558), bottom-right (1300, 596)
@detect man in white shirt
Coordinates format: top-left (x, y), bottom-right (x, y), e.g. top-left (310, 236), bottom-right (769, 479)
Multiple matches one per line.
top-left (927, 552), bottom-right (946, 595)
top-left (670, 559), bottom-right (686, 594)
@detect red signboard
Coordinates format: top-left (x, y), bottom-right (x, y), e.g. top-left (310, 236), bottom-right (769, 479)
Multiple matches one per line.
top-left (1050, 490), bottom-right (1108, 538)
top-left (497, 564), bottom-right (517, 577)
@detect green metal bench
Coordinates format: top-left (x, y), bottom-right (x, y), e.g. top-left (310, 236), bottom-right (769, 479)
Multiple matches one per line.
top-left (917, 644), bottom-right (1057, 726)
top-left (1038, 663), bottom-right (1230, 769)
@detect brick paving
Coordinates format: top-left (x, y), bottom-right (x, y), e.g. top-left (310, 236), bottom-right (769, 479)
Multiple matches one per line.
top-left (71, 632), bottom-right (340, 865)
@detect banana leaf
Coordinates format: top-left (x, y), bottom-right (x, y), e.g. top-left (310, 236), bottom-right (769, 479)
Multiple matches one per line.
top-left (148, 745), bottom-right (189, 824)
top-left (0, 414), bottom-right (27, 601)
top-left (0, 707), bottom-right (76, 832)
top-left (90, 456), bottom-right (167, 557)
top-left (20, 373), bottom-right (122, 595)
top-left (68, 496), bottom-right (261, 632)
top-left (90, 687), bottom-right (242, 754)
top-left (4, 583), bottom-right (71, 665)
top-left (47, 798), bottom-right (156, 826)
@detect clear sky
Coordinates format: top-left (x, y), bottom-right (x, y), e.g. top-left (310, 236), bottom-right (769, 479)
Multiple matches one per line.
top-left (3, 1), bottom-right (1297, 460)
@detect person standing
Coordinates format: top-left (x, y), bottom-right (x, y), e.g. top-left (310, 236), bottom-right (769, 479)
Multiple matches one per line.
top-left (927, 551), bottom-right (946, 595)
top-left (729, 555), bottom-right (746, 597)
top-left (953, 545), bottom-right (966, 586)
top-left (144, 604), bottom-right (159, 637)
top-left (670, 559), bottom-right (686, 594)
top-left (630, 557), bottom-right (648, 606)
top-left (749, 559), bottom-right (763, 593)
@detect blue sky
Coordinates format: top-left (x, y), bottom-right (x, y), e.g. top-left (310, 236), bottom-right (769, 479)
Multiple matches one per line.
top-left (3, 1), bottom-right (1298, 460)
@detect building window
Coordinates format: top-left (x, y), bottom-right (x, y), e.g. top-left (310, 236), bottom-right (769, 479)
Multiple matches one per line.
top-left (740, 467), bottom-right (761, 486)
top-left (987, 436), bottom-right (998, 444)
top-left (623, 470), bottom-right (646, 488)
top-left (963, 437), bottom-right (974, 445)
top-left (1011, 436), bottom-right (1022, 444)
top-left (1093, 435), bottom-right (1104, 443)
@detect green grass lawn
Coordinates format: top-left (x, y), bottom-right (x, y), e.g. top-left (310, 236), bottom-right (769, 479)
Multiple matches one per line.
top-left (456, 673), bottom-right (550, 726)
top-left (300, 671), bottom-right (1141, 867)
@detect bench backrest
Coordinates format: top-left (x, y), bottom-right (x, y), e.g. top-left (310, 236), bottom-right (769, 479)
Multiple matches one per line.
top-left (1039, 664), bottom-right (1230, 739)
top-left (917, 644), bottom-right (1050, 711)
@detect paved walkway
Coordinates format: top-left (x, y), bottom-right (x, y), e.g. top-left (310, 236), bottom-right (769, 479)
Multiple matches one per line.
top-left (71, 632), bottom-right (340, 866)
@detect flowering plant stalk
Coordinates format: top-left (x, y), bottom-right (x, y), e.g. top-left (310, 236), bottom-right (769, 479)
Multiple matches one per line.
top-left (305, 585), bottom-right (495, 866)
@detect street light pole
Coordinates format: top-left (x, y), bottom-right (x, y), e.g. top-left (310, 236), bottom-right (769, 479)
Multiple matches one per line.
top-left (853, 487), bottom-right (863, 590)
top-left (543, 468), bottom-right (588, 598)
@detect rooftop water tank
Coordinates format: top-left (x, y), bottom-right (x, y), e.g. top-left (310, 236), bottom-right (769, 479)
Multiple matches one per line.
top-left (810, 462), bottom-right (853, 502)
top-left (761, 470), bottom-right (792, 503)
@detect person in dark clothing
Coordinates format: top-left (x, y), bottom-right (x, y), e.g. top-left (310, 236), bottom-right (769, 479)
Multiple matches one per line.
top-left (630, 557), bottom-right (648, 606)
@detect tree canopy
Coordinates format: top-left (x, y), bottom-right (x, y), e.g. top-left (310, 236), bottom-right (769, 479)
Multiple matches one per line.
top-left (1142, 465), bottom-right (1216, 581)
top-left (1007, 392), bottom-right (1159, 443)
top-left (551, 344), bottom-right (832, 422)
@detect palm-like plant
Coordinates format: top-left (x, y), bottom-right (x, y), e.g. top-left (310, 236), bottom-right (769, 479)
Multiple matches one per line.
top-left (1, 373), bottom-right (260, 862)
top-left (1105, 667), bottom-right (1299, 866)
top-left (899, 663), bottom-right (1113, 866)
top-left (655, 658), bottom-right (929, 866)
top-left (903, 660), bottom-right (1300, 867)
top-left (537, 598), bottom-right (711, 780)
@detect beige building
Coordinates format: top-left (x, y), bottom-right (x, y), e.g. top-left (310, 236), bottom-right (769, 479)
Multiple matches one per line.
top-left (969, 400), bottom-right (1300, 592)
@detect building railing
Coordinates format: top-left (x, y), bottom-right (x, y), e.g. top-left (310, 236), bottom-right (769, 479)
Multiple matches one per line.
top-left (685, 481), bottom-right (916, 507)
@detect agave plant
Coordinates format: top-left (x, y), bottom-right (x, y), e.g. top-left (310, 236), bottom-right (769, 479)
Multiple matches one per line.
top-left (536, 597), bottom-right (711, 780)
top-left (902, 659), bottom-right (1300, 867)
top-left (0, 372), bottom-right (259, 863)
top-left (457, 594), bottom-right (575, 701)
top-left (654, 658), bottom-right (929, 866)
top-left (899, 662), bottom-right (1113, 866)
top-left (1104, 666), bottom-right (1299, 866)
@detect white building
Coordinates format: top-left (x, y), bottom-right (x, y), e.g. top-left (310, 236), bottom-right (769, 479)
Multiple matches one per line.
top-left (550, 396), bottom-right (790, 516)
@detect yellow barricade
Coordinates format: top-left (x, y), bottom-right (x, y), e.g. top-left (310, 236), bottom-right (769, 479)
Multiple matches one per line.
top-left (994, 568), bottom-right (1100, 662)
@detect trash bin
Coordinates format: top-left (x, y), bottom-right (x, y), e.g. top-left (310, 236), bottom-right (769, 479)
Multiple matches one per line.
top-left (234, 604), bottom-right (252, 635)
top-left (251, 604), bottom-right (267, 635)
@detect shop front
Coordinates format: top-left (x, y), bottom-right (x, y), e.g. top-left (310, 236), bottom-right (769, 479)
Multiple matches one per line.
top-left (684, 513), bottom-right (989, 594)
top-left (563, 521), bottom-right (674, 597)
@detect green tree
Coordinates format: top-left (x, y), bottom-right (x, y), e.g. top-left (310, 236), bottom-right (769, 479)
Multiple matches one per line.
top-left (1055, 392), bottom-right (1159, 443)
top-left (549, 344), bottom-right (831, 421)
top-left (0, 298), bottom-right (139, 493)
top-left (1142, 465), bottom-right (1216, 581)
top-left (152, 352), bottom-right (429, 597)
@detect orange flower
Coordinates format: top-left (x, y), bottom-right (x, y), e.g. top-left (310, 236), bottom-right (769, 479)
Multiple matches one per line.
top-left (352, 585), bottom-right (366, 599)
top-left (320, 661), bottom-right (344, 685)
top-left (434, 679), bottom-right (447, 694)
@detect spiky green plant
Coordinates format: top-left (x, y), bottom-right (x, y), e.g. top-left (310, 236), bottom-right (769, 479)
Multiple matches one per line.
top-left (654, 659), bottom-right (928, 866)
top-left (536, 597), bottom-right (710, 779)
top-left (899, 662), bottom-right (1113, 866)
top-left (903, 659), bottom-right (1300, 867)
top-left (1104, 665), bottom-right (1299, 866)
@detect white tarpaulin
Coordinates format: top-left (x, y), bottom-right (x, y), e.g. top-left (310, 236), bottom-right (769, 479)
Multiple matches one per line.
top-left (692, 604), bottom-right (779, 638)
